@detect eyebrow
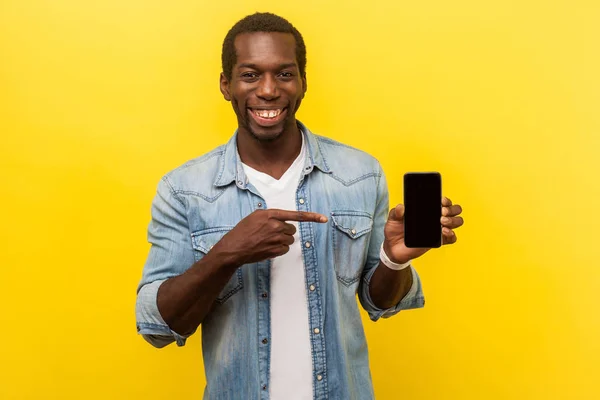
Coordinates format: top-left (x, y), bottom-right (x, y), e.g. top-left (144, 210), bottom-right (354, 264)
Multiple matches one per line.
top-left (237, 63), bottom-right (298, 70)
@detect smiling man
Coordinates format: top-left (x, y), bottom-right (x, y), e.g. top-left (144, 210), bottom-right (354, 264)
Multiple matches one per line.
top-left (135, 12), bottom-right (463, 400)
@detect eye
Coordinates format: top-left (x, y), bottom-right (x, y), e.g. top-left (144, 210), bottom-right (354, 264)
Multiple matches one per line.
top-left (279, 71), bottom-right (294, 79)
top-left (241, 72), bottom-right (259, 81)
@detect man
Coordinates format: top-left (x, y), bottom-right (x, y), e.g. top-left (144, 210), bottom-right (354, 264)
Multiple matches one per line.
top-left (135, 12), bottom-right (464, 400)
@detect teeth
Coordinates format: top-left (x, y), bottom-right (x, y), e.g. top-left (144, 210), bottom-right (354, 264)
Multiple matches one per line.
top-left (254, 109), bottom-right (281, 119)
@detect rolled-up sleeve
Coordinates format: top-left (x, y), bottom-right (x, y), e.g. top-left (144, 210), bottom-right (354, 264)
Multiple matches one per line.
top-left (358, 163), bottom-right (425, 321)
top-left (360, 263), bottom-right (425, 321)
top-left (135, 176), bottom-right (197, 347)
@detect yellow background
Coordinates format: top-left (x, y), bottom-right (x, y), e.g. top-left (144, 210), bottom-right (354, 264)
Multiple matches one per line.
top-left (1, 0), bottom-right (599, 399)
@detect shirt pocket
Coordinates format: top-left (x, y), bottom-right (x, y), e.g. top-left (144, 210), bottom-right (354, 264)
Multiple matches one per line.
top-left (331, 211), bottom-right (373, 286)
top-left (191, 227), bottom-right (243, 305)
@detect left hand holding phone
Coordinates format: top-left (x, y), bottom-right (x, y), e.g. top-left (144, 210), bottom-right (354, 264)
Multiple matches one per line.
top-left (383, 196), bottom-right (464, 264)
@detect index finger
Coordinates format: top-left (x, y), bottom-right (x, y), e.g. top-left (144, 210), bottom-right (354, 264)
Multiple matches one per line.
top-left (269, 209), bottom-right (328, 223)
top-left (442, 196), bottom-right (453, 207)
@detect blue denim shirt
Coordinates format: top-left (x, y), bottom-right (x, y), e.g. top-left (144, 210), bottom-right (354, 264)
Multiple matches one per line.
top-left (135, 121), bottom-right (425, 400)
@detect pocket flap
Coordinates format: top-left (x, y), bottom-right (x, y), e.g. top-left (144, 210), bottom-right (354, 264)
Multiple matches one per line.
top-left (331, 211), bottom-right (373, 239)
top-left (191, 227), bottom-right (233, 254)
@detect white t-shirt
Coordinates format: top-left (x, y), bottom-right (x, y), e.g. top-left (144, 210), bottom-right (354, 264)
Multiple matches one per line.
top-left (241, 136), bottom-right (313, 400)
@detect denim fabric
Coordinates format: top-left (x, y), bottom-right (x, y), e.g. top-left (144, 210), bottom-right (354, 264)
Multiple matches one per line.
top-left (135, 121), bottom-right (425, 400)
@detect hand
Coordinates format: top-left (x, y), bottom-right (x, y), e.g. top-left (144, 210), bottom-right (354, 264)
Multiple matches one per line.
top-left (383, 196), bottom-right (464, 264)
top-left (211, 209), bottom-right (328, 266)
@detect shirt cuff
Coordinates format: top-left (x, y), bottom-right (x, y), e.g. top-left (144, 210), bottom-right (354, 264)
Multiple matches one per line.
top-left (361, 263), bottom-right (425, 322)
top-left (135, 279), bottom-right (192, 347)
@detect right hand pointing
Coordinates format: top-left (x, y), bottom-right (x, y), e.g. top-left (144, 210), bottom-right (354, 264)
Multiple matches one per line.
top-left (210, 209), bottom-right (328, 266)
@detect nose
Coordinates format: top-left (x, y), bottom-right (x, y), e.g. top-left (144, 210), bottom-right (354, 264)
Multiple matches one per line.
top-left (255, 74), bottom-right (279, 100)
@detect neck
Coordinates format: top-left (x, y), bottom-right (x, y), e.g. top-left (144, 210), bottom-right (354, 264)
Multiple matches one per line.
top-left (237, 122), bottom-right (303, 179)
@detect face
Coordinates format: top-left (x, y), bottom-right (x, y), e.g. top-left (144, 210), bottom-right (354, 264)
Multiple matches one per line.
top-left (220, 32), bottom-right (307, 142)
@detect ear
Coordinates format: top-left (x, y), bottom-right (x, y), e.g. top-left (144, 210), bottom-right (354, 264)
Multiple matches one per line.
top-left (220, 72), bottom-right (231, 101)
top-left (301, 74), bottom-right (307, 99)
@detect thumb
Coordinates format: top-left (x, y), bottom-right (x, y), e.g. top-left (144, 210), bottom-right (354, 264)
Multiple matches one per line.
top-left (388, 204), bottom-right (405, 221)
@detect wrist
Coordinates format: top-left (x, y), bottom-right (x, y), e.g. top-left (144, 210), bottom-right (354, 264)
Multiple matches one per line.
top-left (382, 241), bottom-right (410, 264)
top-left (380, 242), bottom-right (411, 270)
top-left (204, 245), bottom-right (243, 271)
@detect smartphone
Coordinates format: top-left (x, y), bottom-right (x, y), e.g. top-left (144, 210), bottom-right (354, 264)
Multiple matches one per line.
top-left (403, 172), bottom-right (442, 248)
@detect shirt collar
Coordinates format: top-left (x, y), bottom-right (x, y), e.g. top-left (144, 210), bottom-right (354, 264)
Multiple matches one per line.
top-left (214, 120), bottom-right (331, 188)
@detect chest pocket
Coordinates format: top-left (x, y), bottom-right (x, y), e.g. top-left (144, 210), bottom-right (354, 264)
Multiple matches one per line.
top-left (191, 227), bottom-right (243, 305)
top-left (331, 211), bottom-right (373, 286)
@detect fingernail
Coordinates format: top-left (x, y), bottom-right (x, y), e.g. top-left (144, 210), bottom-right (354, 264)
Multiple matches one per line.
top-left (320, 216), bottom-right (328, 222)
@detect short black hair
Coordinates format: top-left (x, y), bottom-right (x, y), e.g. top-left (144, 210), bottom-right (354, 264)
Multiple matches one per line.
top-left (221, 12), bottom-right (307, 81)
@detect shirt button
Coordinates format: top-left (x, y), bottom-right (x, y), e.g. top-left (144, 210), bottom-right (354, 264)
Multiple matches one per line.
top-left (299, 198), bottom-right (305, 204)
top-left (317, 375), bottom-right (323, 381)
top-left (314, 328), bottom-right (320, 334)
top-left (257, 202), bottom-right (263, 208)
top-left (309, 284), bottom-right (315, 291)
top-left (305, 241), bottom-right (311, 248)
top-left (261, 292), bottom-right (268, 298)
top-left (262, 385), bottom-right (267, 390)
top-left (262, 338), bottom-right (268, 344)
top-left (351, 229), bottom-right (356, 235)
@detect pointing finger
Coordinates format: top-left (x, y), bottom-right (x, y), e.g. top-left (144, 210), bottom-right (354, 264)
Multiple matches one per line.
top-left (442, 196), bottom-right (453, 207)
top-left (270, 209), bottom-right (328, 223)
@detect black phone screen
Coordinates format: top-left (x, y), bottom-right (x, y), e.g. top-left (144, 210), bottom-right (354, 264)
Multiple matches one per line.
top-left (403, 172), bottom-right (442, 248)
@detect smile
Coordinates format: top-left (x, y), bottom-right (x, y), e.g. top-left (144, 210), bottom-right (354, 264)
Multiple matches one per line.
top-left (252, 109), bottom-right (282, 119)
top-left (248, 107), bottom-right (287, 127)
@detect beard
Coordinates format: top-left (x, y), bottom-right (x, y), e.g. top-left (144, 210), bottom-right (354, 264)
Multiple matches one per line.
top-left (235, 101), bottom-right (289, 143)
top-left (248, 127), bottom-right (285, 142)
